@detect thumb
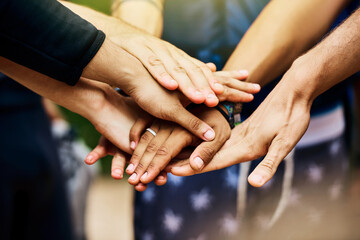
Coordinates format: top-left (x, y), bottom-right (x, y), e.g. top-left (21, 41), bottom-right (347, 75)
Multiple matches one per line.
top-left (248, 136), bottom-right (294, 187)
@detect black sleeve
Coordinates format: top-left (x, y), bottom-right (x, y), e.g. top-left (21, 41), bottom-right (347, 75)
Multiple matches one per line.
top-left (0, 0), bottom-right (106, 86)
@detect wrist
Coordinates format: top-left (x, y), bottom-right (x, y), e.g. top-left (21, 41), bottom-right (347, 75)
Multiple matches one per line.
top-left (279, 56), bottom-right (322, 105)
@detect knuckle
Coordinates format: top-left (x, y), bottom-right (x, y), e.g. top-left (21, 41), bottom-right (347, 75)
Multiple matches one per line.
top-left (147, 163), bottom-right (161, 175)
top-left (260, 159), bottom-right (277, 175)
top-left (145, 143), bottom-right (158, 153)
top-left (148, 55), bottom-right (163, 66)
top-left (156, 145), bottom-right (170, 157)
top-left (173, 65), bottom-right (186, 74)
top-left (188, 117), bottom-right (202, 132)
top-left (199, 146), bottom-right (216, 163)
top-left (140, 132), bottom-right (152, 142)
top-left (135, 162), bottom-right (145, 172)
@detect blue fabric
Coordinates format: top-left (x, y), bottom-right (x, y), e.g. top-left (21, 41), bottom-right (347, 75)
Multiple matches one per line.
top-left (0, 76), bottom-right (74, 240)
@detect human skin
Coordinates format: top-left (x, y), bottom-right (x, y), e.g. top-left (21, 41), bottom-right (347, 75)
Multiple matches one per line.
top-left (169, 7), bottom-right (360, 187)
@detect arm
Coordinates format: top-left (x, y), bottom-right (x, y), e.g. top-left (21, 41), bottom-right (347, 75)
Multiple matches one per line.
top-left (170, 7), bottom-right (360, 186)
top-left (60, 0), bottom-right (221, 107)
top-left (112, 0), bottom-right (164, 37)
top-left (223, 0), bottom-right (350, 86)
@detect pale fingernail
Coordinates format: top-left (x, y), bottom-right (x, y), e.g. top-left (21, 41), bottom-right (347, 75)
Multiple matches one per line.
top-left (195, 90), bottom-right (203, 96)
top-left (214, 83), bottom-right (224, 90)
top-left (140, 172), bottom-right (148, 181)
top-left (203, 129), bottom-right (215, 140)
top-left (238, 70), bottom-right (249, 75)
top-left (156, 175), bottom-right (165, 181)
top-left (249, 174), bottom-right (264, 186)
top-left (85, 154), bottom-right (93, 163)
top-left (129, 173), bottom-right (137, 181)
top-left (113, 169), bottom-right (122, 177)
top-left (170, 79), bottom-right (178, 86)
top-left (207, 93), bottom-right (217, 99)
top-left (130, 141), bottom-right (136, 150)
top-left (252, 83), bottom-right (261, 90)
top-left (127, 163), bottom-right (135, 173)
top-left (194, 157), bottom-right (204, 170)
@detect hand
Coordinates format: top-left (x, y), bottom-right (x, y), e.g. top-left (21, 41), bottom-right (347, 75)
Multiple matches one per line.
top-left (83, 38), bottom-right (217, 142)
top-left (126, 69), bottom-right (260, 148)
top-left (126, 105), bottom-right (232, 187)
top-left (112, 32), bottom-right (223, 106)
top-left (168, 78), bottom-right (311, 187)
top-left (85, 136), bottom-right (168, 192)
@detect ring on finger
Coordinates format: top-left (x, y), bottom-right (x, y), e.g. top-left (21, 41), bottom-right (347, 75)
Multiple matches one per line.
top-left (146, 128), bottom-right (157, 137)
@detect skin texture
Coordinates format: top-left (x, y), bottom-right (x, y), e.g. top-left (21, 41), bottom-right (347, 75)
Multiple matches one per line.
top-left (169, 7), bottom-right (360, 187)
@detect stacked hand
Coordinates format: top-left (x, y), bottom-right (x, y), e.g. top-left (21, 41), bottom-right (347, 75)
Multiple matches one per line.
top-left (85, 69), bottom-right (260, 191)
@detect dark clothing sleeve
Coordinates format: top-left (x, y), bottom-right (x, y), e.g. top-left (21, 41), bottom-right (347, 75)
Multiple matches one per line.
top-left (0, 0), bottom-right (105, 86)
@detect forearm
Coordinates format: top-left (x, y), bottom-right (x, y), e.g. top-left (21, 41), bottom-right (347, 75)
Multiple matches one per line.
top-left (112, 0), bottom-right (164, 37)
top-left (224, 0), bottom-right (349, 86)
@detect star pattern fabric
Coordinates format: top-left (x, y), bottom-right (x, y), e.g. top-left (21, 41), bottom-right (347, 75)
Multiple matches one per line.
top-left (134, 136), bottom-right (349, 240)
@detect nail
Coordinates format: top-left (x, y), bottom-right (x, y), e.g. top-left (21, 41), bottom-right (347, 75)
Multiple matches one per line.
top-left (130, 141), bottom-right (136, 150)
top-left (249, 174), bottom-right (264, 186)
top-left (113, 169), bottom-right (122, 178)
top-left (156, 174), bottom-right (165, 181)
top-left (195, 90), bottom-right (203, 96)
top-left (127, 163), bottom-right (135, 173)
top-left (85, 154), bottom-right (93, 163)
top-left (252, 83), bottom-right (261, 90)
top-left (194, 157), bottom-right (205, 170)
top-left (129, 173), bottom-right (137, 182)
top-left (140, 172), bottom-right (148, 181)
top-left (238, 70), bottom-right (249, 75)
top-left (203, 129), bottom-right (215, 141)
top-left (170, 79), bottom-right (178, 86)
top-left (207, 93), bottom-right (216, 99)
top-left (214, 83), bottom-right (224, 91)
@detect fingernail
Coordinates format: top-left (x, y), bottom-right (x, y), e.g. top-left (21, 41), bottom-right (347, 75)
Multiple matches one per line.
top-left (85, 154), bottom-right (93, 163)
top-left (195, 90), bottom-right (203, 96)
top-left (207, 93), bottom-right (217, 99)
top-left (127, 163), bottom-right (135, 173)
top-left (250, 174), bottom-right (264, 186)
top-left (238, 70), bottom-right (249, 75)
top-left (170, 79), bottom-right (178, 86)
top-left (113, 169), bottom-right (122, 178)
top-left (140, 172), bottom-right (148, 181)
top-left (252, 83), bottom-right (261, 90)
top-left (156, 175), bottom-right (165, 181)
top-left (194, 157), bottom-right (204, 170)
top-left (203, 129), bottom-right (215, 140)
top-left (214, 83), bottom-right (224, 90)
top-left (129, 173), bottom-right (137, 181)
top-left (130, 141), bottom-right (136, 150)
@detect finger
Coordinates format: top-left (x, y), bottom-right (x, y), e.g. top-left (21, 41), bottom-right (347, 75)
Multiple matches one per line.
top-left (151, 44), bottom-right (206, 104)
top-left (85, 144), bottom-right (108, 165)
top-left (205, 62), bottom-right (217, 72)
top-left (154, 171), bottom-right (168, 186)
top-left (140, 129), bottom-right (193, 184)
top-left (121, 42), bottom-right (179, 91)
top-left (126, 124), bottom-right (159, 175)
top-left (248, 135), bottom-right (294, 187)
top-left (129, 116), bottom-right (153, 150)
top-left (129, 124), bottom-right (173, 185)
top-left (111, 151), bottom-right (127, 180)
top-left (166, 105), bottom-right (216, 142)
top-left (178, 55), bottom-right (219, 107)
top-left (218, 87), bottom-right (255, 102)
top-left (189, 124), bottom-right (230, 172)
top-left (134, 182), bottom-right (148, 192)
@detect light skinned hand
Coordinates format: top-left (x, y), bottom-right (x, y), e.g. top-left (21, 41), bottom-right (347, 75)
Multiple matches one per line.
top-left (83, 38), bottom-right (217, 142)
top-left (85, 136), bottom-right (167, 192)
top-left (126, 105), bottom-right (232, 187)
top-left (167, 79), bottom-right (311, 187)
